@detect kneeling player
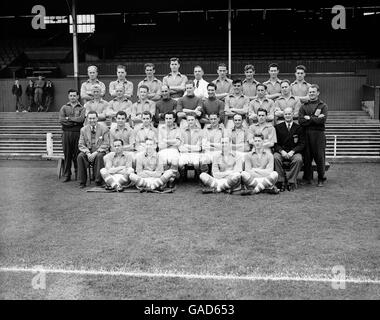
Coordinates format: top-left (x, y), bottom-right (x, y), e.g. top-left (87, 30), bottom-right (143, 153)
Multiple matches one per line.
top-left (129, 138), bottom-right (176, 191)
top-left (199, 137), bottom-right (242, 193)
top-left (241, 134), bottom-right (279, 195)
top-left (100, 139), bottom-right (134, 192)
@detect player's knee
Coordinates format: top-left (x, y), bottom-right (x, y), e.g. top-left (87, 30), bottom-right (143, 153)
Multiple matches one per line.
top-left (241, 171), bottom-right (250, 183)
top-left (100, 168), bottom-right (107, 175)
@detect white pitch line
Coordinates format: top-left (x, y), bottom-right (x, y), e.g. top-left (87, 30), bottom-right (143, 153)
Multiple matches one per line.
top-left (0, 266), bottom-right (379, 285)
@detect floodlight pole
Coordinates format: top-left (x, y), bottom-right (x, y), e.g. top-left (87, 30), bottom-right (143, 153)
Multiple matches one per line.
top-left (228, 0), bottom-right (232, 75)
top-left (72, 0), bottom-right (79, 92)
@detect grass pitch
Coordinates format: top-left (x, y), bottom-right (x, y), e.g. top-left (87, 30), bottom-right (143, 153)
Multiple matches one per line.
top-left (0, 160), bottom-right (379, 299)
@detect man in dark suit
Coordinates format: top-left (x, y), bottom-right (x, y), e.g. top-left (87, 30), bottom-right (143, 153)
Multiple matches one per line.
top-left (274, 107), bottom-right (305, 191)
top-left (77, 110), bottom-right (110, 188)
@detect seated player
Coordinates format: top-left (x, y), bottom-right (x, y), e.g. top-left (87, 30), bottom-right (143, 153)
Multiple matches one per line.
top-left (199, 83), bottom-right (225, 127)
top-left (199, 137), bottom-right (242, 193)
top-left (224, 79), bottom-right (250, 129)
top-left (274, 80), bottom-right (301, 124)
top-left (241, 134), bottom-right (279, 195)
top-left (84, 85), bottom-right (108, 124)
top-left (178, 113), bottom-right (204, 178)
top-left (109, 111), bottom-right (135, 155)
top-left (249, 108), bottom-right (277, 149)
top-left (100, 139), bottom-right (134, 192)
top-left (274, 107), bottom-right (305, 192)
top-left (134, 111), bottom-right (158, 155)
top-left (200, 112), bottom-right (225, 173)
top-left (248, 83), bottom-right (275, 125)
top-left (129, 138), bottom-right (177, 191)
top-left (226, 114), bottom-right (251, 156)
top-left (106, 85), bottom-right (133, 128)
top-left (131, 85), bottom-right (156, 130)
top-left (77, 111), bottom-right (110, 188)
top-left (158, 111), bottom-right (181, 187)
top-left (176, 81), bottom-right (203, 128)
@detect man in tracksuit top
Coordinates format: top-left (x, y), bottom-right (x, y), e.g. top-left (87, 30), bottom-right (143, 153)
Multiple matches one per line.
top-left (298, 84), bottom-right (328, 187)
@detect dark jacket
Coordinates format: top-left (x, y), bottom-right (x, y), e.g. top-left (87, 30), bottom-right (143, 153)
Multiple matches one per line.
top-left (274, 121), bottom-right (305, 154)
top-left (298, 99), bottom-right (328, 131)
top-left (26, 85), bottom-right (34, 97)
top-left (12, 84), bottom-right (22, 96)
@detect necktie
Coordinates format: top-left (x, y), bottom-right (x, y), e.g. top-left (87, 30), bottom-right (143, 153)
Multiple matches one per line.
top-left (91, 126), bottom-right (96, 134)
top-left (287, 123), bottom-right (291, 131)
top-left (196, 80), bottom-right (199, 88)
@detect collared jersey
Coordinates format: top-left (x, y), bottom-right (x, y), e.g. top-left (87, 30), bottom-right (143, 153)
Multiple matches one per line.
top-left (201, 97), bottom-right (225, 119)
top-left (132, 99), bottom-right (156, 120)
top-left (212, 151), bottom-right (243, 173)
top-left (158, 124), bottom-right (182, 150)
top-left (226, 127), bottom-right (251, 152)
top-left (291, 80), bottom-right (311, 97)
top-left (242, 78), bottom-right (260, 98)
top-left (249, 123), bottom-right (277, 146)
top-left (137, 77), bottom-right (162, 100)
top-left (59, 102), bottom-right (85, 132)
top-left (109, 79), bottom-right (134, 99)
top-left (245, 148), bottom-right (274, 171)
top-left (274, 95), bottom-right (301, 121)
top-left (177, 95), bottom-right (203, 114)
top-left (136, 151), bottom-right (164, 174)
top-left (212, 77), bottom-right (233, 97)
top-left (155, 98), bottom-right (177, 122)
top-left (104, 151), bottom-right (133, 169)
top-left (225, 94), bottom-right (250, 115)
top-left (107, 98), bottom-right (133, 120)
top-left (202, 124), bottom-right (225, 152)
top-left (181, 127), bottom-right (203, 149)
top-left (248, 98), bottom-right (275, 122)
top-left (263, 79), bottom-right (282, 95)
top-left (162, 72), bottom-right (188, 98)
top-left (134, 124), bottom-right (158, 151)
top-left (109, 125), bottom-right (135, 151)
top-left (80, 79), bottom-right (106, 99)
top-left (84, 98), bottom-right (109, 121)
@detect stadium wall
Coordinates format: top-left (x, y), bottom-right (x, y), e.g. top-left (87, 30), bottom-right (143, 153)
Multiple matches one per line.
top-left (0, 74), bottom-right (367, 112)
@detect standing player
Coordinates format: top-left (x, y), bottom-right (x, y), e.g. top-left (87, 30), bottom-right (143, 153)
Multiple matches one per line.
top-left (241, 134), bottom-right (279, 195)
top-left (298, 84), bottom-right (328, 187)
top-left (109, 65), bottom-right (133, 100)
top-left (212, 63), bottom-right (233, 101)
top-left (58, 89), bottom-right (85, 182)
top-left (199, 137), bottom-right (243, 193)
top-left (224, 79), bottom-right (250, 129)
top-left (291, 65), bottom-right (311, 103)
top-left (274, 80), bottom-right (301, 124)
top-left (263, 63), bottom-right (282, 100)
top-left (162, 57), bottom-right (188, 100)
top-left (242, 64), bottom-right (259, 100)
top-left (138, 63), bottom-right (162, 102)
top-left (80, 66), bottom-right (106, 104)
top-left (248, 83), bottom-right (275, 125)
top-left (100, 139), bottom-right (134, 192)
